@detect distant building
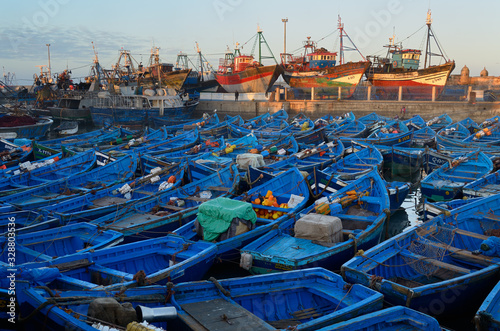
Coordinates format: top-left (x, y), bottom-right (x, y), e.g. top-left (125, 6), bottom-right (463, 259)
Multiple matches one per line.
top-left (448, 65), bottom-right (500, 88)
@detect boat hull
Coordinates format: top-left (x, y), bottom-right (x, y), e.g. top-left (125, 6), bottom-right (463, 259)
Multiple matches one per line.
top-left (366, 62), bottom-right (455, 99)
top-left (283, 61), bottom-right (371, 98)
top-left (0, 117), bottom-right (52, 139)
top-left (90, 104), bottom-right (197, 129)
top-left (215, 64), bottom-right (283, 93)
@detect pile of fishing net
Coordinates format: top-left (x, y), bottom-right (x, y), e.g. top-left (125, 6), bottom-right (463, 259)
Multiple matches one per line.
top-left (0, 115), bottom-right (37, 127)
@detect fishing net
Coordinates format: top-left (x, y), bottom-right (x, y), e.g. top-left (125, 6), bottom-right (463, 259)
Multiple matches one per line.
top-left (402, 227), bottom-right (455, 278)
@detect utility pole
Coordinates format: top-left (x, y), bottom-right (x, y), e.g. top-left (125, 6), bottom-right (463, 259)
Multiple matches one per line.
top-left (46, 44), bottom-right (52, 81)
top-left (282, 18), bottom-right (288, 64)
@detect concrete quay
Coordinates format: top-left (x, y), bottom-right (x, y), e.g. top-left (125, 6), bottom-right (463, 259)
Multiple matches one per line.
top-left (195, 100), bottom-right (500, 123)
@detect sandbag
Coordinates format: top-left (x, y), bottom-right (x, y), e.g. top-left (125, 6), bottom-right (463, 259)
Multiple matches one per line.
top-left (87, 297), bottom-right (137, 327)
top-left (294, 213), bottom-right (343, 244)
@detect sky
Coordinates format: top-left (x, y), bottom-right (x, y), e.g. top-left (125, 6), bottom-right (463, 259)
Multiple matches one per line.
top-left (1, 0), bottom-right (499, 85)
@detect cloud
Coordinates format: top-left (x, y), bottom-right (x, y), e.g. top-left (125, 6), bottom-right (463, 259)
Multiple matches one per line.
top-left (0, 25), bottom-right (150, 78)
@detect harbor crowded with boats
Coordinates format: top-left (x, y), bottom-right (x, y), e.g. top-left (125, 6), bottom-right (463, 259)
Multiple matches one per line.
top-left (2, 3), bottom-right (500, 331)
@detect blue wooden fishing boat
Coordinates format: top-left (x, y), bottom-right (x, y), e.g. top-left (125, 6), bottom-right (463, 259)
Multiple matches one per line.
top-left (0, 149), bottom-right (96, 196)
top-left (0, 222), bottom-right (123, 266)
top-left (420, 196), bottom-right (483, 221)
top-left (341, 194), bottom-right (500, 317)
top-left (358, 112), bottom-right (392, 129)
top-left (423, 148), bottom-right (455, 174)
top-left (371, 144), bottom-right (424, 178)
top-left (386, 180), bottom-right (411, 213)
top-left (150, 111), bottom-right (219, 132)
top-left (46, 235), bottom-right (217, 290)
top-left (16, 282), bottom-right (178, 331)
top-left (403, 115), bottom-right (427, 131)
top-left (89, 163), bottom-right (239, 243)
top-left (0, 115), bottom-right (52, 139)
top-left (0, 138), bottom-right (32, 168)
top-left (40, 162), bottom-right (186, 224)
top-left (481, 116), bottom-right (500, 129)
top-left (463, 125), bottom-right (500, 145)
top-left (308, 167), bottom-right (409, 214)
top-left (103, 126), bottom-right (199, 157)
top-left (90, 93), bottom-right (198, 129)
top-left (174, 167), bottom-right (310, 260)
top-left (463, 171), bottom-right (500, 198)
top-left (412, 126), bottom-right (436, 147)
top-left (0, 153), bottom-right (138, 211)
top-left (36, 127), bottom-right (123, 148)
top-left (314, 112), bottom-right (355, 128)
top-left (367, 120), bottom-right (409, 138)
top-left (0, 151), bottom-right (63, 179)
top-left (239, 169), bottom-right (389, 274)
top-left (420, 150), bottom-right (493, 201)
top-left (246, 140), bottom-right (344, 179)
top-left (34, 127), bottom-right (139, 159)
top-left (170, 268), bottom-right (383, 330)
top-left (200, 114), bottom-right (244, 138)
top-left (321, 146), bottom-right (383, 181)
top-left (326, 120), bottom-right (367, 139)
top-left (339, 130), bottom-right (413, 148)
top-left (0, 210), bottom-right (60, 235)
top-left (437, 139), bottom-right (500, 157)
top-left (458, 116), bottom-right (481, 134)
top-left (437, 122), bottom-right (471, 140)
top-left (228, 121), bottom-right (312, 140)
top-left (294, 127), bottom-right (328, 147)
top-left (315, 306), bottom-right (441, 331)
top-left (426, 113), bottom-right (452, 131)
top-left (475, 280), bottom-right (500, 330)
top-left (139, 136), bottom-right (225, 173)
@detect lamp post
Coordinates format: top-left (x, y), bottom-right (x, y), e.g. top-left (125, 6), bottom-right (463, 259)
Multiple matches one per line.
top-left (282, 18), bottom-right (288, 64)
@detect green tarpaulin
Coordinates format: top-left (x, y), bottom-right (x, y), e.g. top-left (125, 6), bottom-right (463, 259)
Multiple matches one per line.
top-left (197, 197), bottom-right (257, 242)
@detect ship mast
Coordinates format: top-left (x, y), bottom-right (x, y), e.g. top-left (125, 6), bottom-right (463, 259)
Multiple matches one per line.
top-left (251, 25), bottom-right (278, 65)
top-left (423, 9), bottom-right (448, 69)
top-left (337, 16), bottom-right (365, 65)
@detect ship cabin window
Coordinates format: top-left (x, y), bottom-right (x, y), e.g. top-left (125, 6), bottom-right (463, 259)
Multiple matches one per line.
top-left (235, 56), bottom-right (252, 65)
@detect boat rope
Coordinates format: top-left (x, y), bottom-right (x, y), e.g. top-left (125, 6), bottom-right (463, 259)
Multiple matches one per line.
top-left (246, 173), bottom-right (264, 187)
top-left (306, 171), bottom-right (337, 200)
top-left (332, 283), bottom-right (354, 313)
top-left (17, 300), bottom-right (56, 323)
top-left (208, 277), bottom-right (231, 297)
top-left (170, 243), bottom-right (192, 264)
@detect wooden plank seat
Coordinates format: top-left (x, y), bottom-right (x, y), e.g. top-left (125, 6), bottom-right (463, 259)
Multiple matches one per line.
top-left (436, 226), bottom-right (489, 241)
top-left (400, 249), bottom-right (470, 277)
top-left (425, 240), bottom-right (495, 266)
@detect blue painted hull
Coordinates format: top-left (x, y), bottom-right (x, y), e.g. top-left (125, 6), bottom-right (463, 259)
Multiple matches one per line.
top-left (172, 268), bottom-right (384, 331)
top-left (89, 163), bottom-right (240, 242)
top-left (316, 306), bottom-right (441, 331)
top-left (46, 235), bottom-right (217, 290)
top-left (16, 283), bottom-right (177, 330)
top-left (0, 223), bottom-right (123, 266)
top-left (90, 104), bottom-right (197, 129)
top-left (0, 117), bottom-right (52, 139)
top-left (476, 280), bottom-right (500, 331)
top-left (421, 150), bottom-right (493, 202)
top-left (0, 154), bottom-right (138, 210)
top-left (342, 194), bottom-right (500, 318)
